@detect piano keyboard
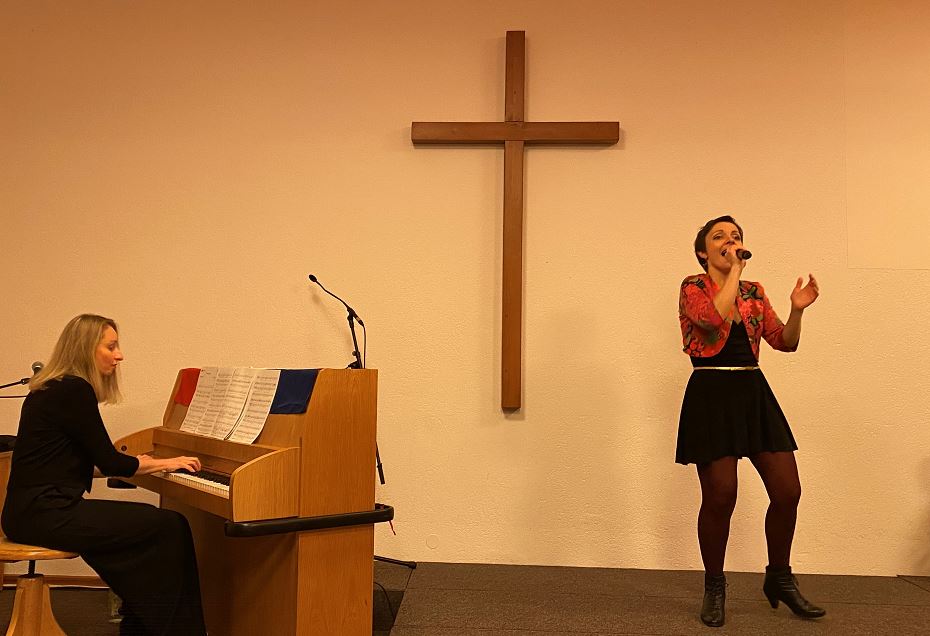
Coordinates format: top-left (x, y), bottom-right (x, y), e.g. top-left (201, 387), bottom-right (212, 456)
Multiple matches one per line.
top-left (165, 469), bottom-right (231, 496)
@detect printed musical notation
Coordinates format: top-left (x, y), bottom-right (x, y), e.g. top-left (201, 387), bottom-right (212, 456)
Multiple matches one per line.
top-left (179, 367), bottom-right (280, 443)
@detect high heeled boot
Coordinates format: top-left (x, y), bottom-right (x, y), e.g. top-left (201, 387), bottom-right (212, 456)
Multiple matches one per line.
top-left (762, 565), bottom-right (826, 618)
top-left (700, 573), bottom-right (727, 627)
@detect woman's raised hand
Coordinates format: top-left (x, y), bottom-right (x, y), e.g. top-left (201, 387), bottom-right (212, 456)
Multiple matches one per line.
top-left (790, 274), bottom-right (820, 311)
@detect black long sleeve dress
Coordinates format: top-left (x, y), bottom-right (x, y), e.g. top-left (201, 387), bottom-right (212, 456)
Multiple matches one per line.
top-left (1, 375), bottom-right (206, 636)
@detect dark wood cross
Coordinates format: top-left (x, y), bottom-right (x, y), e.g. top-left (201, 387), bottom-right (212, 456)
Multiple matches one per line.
top-left (412, 31), bottom-right (619, 410)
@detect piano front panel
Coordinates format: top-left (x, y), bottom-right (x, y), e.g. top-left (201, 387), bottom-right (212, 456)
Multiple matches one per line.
top-left (130, 473), bottom-right (231, 519)
top-left (166, 498), bottom-right (299, 636)
top-left (297, 525), bottom-right (374, 635)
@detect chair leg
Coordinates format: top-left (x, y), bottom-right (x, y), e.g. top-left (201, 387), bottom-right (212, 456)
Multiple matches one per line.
top-left (6, 574), bottom-right (67, 636)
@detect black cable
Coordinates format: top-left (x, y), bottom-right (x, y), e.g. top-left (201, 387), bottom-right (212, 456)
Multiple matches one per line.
top-left (372, 580), bottom-right (397, 622)
top-left (361, 320), bottom-right (367, 369)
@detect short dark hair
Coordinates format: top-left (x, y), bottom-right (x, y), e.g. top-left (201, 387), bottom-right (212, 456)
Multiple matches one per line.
top-left (693, 215), bottom-right (743, 271)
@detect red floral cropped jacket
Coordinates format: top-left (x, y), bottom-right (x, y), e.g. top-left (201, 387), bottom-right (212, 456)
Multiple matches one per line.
top-left (678, 273), bottom-right (796, 359)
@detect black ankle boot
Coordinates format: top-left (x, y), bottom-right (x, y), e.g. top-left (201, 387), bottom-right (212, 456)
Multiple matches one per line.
top-left (701, 573), bottom-right (727, 627)
top-left (762, 566), bottom-right (826, 619)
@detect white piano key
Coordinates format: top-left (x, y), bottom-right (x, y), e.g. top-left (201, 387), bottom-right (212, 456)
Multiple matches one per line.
top-left (164, 472), bottom-right (230, 497)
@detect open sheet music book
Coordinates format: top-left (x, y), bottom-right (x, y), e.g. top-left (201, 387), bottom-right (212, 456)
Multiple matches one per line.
top-left (178, 367), bottom-right (281, 443)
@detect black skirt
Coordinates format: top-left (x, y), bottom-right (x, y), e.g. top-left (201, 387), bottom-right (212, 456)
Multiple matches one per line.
top-left (676, 368), bottom-right (798, 465)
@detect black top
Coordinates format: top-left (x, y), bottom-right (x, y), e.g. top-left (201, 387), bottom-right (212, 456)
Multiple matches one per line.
top-left (691, 320), bottom-right (757, 367)
top-left (7, 376), bottom-right (139, 496)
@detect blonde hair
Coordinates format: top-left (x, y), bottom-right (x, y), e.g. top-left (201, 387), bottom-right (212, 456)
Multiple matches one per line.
top-left (30, 314), bottom-right (122, 404)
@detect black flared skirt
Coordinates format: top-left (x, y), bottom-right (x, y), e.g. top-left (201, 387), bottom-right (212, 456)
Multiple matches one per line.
top-left (675, 369), bottom-right (797, 465)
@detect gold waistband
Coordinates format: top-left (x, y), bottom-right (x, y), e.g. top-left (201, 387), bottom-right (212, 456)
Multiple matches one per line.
top-left (692, 366), bottom-right (760, 371)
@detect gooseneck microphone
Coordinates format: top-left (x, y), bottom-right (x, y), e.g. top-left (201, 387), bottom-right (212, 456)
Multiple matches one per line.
top-left (308, 274), bottom-right (365, 327)
top-left (308, 274), bottom-right (365, 370)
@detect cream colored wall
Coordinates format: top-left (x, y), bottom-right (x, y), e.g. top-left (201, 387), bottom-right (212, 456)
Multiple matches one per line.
top-left (1, 1), bottom-right (928, 579)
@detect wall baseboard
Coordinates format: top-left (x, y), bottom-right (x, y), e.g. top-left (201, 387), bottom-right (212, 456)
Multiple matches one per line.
top-left (3, 574), bottom-right (107, 588)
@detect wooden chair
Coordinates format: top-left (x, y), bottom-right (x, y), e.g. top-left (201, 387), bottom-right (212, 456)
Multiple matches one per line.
top-left (0, 451), bottom-right (79, 636)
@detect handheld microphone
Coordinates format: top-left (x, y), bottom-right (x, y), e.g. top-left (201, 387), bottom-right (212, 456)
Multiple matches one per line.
top-left (736, 249), bottom-right (752, 260)
top-left (31, 361), bottom-right (44, 375)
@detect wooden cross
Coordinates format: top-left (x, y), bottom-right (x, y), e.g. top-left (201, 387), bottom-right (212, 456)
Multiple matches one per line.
top-left (412, 31), bottom-right (619, 410)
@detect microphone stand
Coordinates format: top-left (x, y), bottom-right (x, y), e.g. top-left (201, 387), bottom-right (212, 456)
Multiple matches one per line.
top-left (1, 377), bottom-right (30, 390)
top-left (309, 275), bottom-right (415, 570)
top-left (343, 306), bottom-right (388, 487)
top-left (346, 308), bottom-right (363, 371)
top-left (0, 377), bottom-right (29, 399)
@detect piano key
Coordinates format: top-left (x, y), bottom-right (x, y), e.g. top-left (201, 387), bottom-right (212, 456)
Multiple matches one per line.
top-left (165, 470), bottom-right (230, 496)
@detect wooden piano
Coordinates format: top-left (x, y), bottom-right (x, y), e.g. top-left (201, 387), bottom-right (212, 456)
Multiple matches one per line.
top-left (112, 368), bottom-right (391, 636)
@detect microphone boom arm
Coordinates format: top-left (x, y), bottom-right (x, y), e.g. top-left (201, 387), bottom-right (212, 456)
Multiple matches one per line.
top-left (0, 377), bottom-right (30, 390)
top-left (308, 275), bottom-right (364, 369)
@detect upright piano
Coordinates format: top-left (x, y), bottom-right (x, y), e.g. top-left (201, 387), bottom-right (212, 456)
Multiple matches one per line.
top-left (112, 367), bottom-right (389, 636)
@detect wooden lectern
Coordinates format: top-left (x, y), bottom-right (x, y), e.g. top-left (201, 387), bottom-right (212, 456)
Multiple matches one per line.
top-left (113, 368), bottom-right (387, 635)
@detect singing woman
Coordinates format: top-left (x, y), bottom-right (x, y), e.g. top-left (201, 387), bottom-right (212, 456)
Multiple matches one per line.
top-left (677, 216), bottom-right (824, 627)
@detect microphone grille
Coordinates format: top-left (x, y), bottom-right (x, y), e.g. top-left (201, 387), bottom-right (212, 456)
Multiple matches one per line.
top-left (31, 361), bottom-right (44, 374)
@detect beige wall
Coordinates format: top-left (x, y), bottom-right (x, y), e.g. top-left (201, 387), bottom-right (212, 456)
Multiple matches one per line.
top-left (2, 1), bottom-right (929, 578)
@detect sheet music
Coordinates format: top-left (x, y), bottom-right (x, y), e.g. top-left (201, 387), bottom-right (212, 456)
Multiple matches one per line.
top-left (227, 369), bottom-right (281, 444)
top-left (179, 367), bottom-right (217, 433)
top-left (210, 367), bottom-right (257, 439)
top-left (195, 367), bottom-right (235, 437)
top-left (179, 367), bottom-right (280, 441)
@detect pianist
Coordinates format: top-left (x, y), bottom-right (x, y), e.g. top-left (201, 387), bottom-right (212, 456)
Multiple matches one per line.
top-left (1, 314), bottom-right (207, 636)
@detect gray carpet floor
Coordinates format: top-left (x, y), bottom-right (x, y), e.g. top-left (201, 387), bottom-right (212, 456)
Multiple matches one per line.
top-left (380, 562), bottom-right (930, 636)
top-left (3, 562), bottom-right (930, 635)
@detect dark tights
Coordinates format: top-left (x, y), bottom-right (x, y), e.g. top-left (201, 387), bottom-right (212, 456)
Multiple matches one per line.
top-left (696, 451), bottom-right (801, 575)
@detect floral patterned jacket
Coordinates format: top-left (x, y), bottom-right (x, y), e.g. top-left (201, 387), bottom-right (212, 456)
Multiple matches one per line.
top-left (679, 273), bottom-right (796, 359)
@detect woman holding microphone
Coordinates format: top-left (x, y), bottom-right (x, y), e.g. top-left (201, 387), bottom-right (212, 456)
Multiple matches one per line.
top-left (676, 216), bottom-right (824, 627)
